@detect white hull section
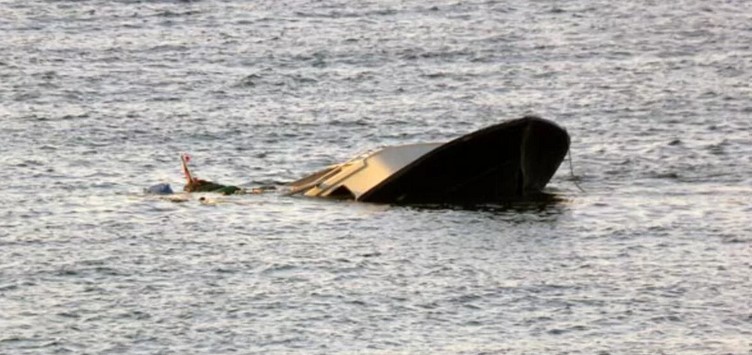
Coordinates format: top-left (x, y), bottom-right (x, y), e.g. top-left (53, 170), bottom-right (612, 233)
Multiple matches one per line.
top-left (289, 143), bottom-right (442, 200)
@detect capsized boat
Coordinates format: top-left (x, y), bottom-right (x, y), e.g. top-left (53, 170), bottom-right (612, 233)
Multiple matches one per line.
top-left (288, 116), bottom-right (570, 204)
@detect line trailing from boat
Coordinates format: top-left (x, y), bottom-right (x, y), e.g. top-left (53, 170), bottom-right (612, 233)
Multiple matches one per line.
top-left (567, 148), bottom-right (586, 193)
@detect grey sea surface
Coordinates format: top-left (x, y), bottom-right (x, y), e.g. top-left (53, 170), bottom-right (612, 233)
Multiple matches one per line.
top-left (1, 0), bottom-right (751, 354)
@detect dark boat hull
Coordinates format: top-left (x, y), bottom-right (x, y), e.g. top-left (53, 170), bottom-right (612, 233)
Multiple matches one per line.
top-left (358, 116), bottom-right (570, 204)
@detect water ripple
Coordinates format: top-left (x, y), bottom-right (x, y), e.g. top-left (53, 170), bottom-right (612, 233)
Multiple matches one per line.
top-left (1, 0), bottom-right (751, 354)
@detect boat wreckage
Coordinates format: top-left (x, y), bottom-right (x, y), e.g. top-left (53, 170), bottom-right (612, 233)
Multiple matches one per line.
top-left (146, 116), bottom-right (570, 204)
top-left (287, 116), bottom-right (570, 204)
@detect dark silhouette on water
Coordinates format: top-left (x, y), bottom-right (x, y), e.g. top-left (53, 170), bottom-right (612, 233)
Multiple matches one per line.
top-left (289, 116), bottom-right (570, 204)
top-left (181, 154), bottom-right (241, 195)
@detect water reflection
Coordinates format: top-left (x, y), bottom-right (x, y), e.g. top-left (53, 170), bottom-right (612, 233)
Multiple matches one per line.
top-left (399, 192), bottom-right (566, 212)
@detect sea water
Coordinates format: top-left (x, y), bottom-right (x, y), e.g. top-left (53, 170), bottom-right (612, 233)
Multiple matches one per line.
top-left (1, 1), bottom-right (750, 353)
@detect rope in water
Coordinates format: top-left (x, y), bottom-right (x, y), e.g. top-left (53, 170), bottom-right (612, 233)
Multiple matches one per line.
top-left (568, 148), bottom-right (586, 193)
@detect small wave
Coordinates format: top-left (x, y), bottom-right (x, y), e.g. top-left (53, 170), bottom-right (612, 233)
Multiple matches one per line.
top-left (0, 283), bottom-right (19, 291)
top-left (15, 159), bottom-right (45, 167)
top-left (261, 263), bottom-right (298, 275)
top-left (235, 73), bottom-right (263, 87)
top-left (651, 171), bottom-right (680, 180)
top-left (147, 44), bottom-right (190, 52)
top-left (706, 140), bottom-right (729, 155)
top-left (293, 9), bottom-right (397, 19)
top-left (154, 10), bottom-right (202, 18)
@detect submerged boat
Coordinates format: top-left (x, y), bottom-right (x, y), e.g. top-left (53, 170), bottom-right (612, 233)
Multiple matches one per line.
top-left (288, 116), bottom-right (570, 204)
